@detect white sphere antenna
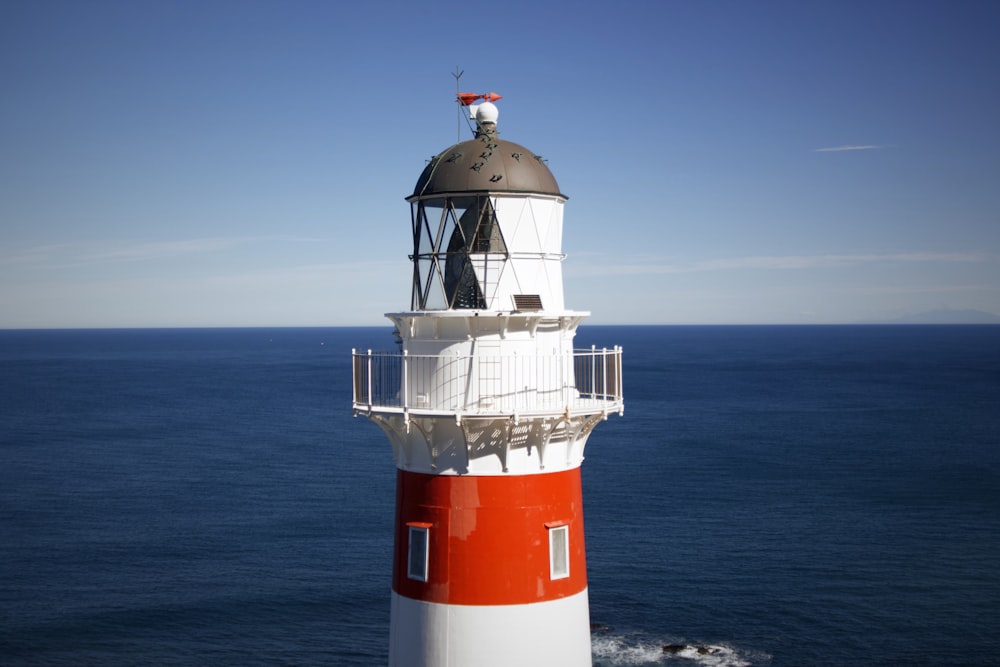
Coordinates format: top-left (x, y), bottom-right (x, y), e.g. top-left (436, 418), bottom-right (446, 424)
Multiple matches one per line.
top-left (475, 102), bottom-right (499, 125)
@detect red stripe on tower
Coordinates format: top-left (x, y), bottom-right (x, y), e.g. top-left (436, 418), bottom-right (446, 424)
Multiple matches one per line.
top-left (392, 468), bottom-right (587, 606)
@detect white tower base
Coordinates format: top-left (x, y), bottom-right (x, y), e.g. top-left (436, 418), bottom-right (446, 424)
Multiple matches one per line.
top-left (389, 589), bottom-right (592, 667)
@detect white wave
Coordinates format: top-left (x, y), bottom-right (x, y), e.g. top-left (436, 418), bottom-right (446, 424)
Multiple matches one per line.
top-left (592, 633), bottom-right (764, 667)
top-left (592, 635), bottom-right (667, 665)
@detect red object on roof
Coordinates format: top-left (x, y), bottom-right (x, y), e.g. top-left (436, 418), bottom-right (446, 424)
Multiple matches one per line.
top-left (457, 91), bottom-right (503, 106)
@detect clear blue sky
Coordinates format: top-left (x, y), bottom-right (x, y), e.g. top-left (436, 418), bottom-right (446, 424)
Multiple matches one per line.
top-left (2, 0), bottom-right (998, 327)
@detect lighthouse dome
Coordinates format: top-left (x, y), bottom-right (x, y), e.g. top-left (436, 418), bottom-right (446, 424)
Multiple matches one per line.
top-left (411, 125), bottom-right (563, 199)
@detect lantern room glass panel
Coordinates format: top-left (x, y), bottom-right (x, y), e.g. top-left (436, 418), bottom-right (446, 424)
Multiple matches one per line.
top-left (410, 196), bottom-right (509, 311)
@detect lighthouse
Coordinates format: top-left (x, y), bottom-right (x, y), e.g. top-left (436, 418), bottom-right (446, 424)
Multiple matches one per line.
top-left (352, 93), bottom-right (624, 667)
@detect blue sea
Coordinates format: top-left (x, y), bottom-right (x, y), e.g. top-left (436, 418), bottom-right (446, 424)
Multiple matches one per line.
top-left (1, 325), bottom-right (998, 666)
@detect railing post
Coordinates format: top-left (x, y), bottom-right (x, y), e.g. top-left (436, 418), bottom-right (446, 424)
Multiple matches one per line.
top-left (602, 347), bottom-right (608, 399)
top-left (402, 350), bottom-right (408, 410)
top-left (512, 350), bottom-right (517, 413)
top-left (351, 348), bottom-right (356, 404)
top-left (618, 345), bottom-right (623, 400)
top-left (561, 349), bottom-right (566, 411)
top-left (366, 348), bottom-right (373, 409)
top-left (590, 345), bottom-right (597, 399)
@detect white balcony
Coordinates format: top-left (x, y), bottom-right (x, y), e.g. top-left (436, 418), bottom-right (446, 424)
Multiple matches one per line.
top-left (352, 347), bottom-right (623, 419)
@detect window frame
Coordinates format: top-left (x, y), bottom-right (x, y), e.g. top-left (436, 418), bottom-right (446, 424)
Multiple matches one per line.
top-left (547, 523), bottom-right (570, 580)
top-left (407, 524), bottom-right (430, 582)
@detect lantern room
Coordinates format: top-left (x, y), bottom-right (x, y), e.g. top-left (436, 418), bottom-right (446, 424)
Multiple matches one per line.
top-left (406, 103), bottom-right (569, 313)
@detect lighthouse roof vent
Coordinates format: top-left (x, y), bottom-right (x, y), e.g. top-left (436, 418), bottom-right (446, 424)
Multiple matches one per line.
top-left (409, 104), bottom-right (564, 200)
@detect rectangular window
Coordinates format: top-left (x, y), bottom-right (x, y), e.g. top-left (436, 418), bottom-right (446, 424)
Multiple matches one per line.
top-left (548, 524), bottom-right (569, 580)
top-left (407, 525), bottom-right (429, 582)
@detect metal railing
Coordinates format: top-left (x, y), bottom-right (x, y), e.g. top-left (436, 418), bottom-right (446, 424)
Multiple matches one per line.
top-left (352, 346), bottom-right (623, 417)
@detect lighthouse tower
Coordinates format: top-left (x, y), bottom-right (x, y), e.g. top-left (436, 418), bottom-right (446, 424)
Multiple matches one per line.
top-left (352, 95), bottom-right (623, 667)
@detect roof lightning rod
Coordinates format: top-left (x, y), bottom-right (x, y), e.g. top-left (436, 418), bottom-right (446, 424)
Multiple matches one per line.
top-left (453, 66), bottom-right (464, 142)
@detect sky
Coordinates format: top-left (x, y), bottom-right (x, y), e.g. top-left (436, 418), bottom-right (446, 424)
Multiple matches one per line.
top-left (2, 0), bottom-right (999, 327)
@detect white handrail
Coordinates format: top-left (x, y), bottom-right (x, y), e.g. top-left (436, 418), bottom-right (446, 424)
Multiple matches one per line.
top-left (351, 348), bottom-right (623, 417)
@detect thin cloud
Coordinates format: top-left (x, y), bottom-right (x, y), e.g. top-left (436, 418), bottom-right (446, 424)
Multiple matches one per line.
top-left (81, 238), bottom-right (246, 263)
top-left (210, 259), bottom-right (404, 285)
top-left (692, 252), bottom-right (990, 271)
top-left (1, 236), bottom-right (326, 270)
top-left (814, 144), bottom-right (885, 152)
top-left (79, 235), bottom-right (329, 263)
top-left (849, 283), bottom-right (1000, 296)
top-left (568, 251), bottom-right (996, 277)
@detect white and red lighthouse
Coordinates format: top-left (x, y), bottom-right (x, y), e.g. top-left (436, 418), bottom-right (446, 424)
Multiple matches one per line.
top-left (352, 94), bottom-right (623, 667)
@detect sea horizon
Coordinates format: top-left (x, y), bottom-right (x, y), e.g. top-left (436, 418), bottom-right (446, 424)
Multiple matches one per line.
top-left (3, 320), bottom-right (1000, 332)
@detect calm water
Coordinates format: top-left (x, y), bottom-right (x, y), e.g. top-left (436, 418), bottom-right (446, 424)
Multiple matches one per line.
top-left (1, 326), bottom-right (998, 666)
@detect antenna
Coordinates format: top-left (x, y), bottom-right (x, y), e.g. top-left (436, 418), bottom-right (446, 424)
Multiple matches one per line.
top-left (452, 67), bottom-right (464, 143)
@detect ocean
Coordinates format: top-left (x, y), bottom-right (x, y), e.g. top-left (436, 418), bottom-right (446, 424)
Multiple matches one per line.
top-left (1, 325), bottom-right (998, 666)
